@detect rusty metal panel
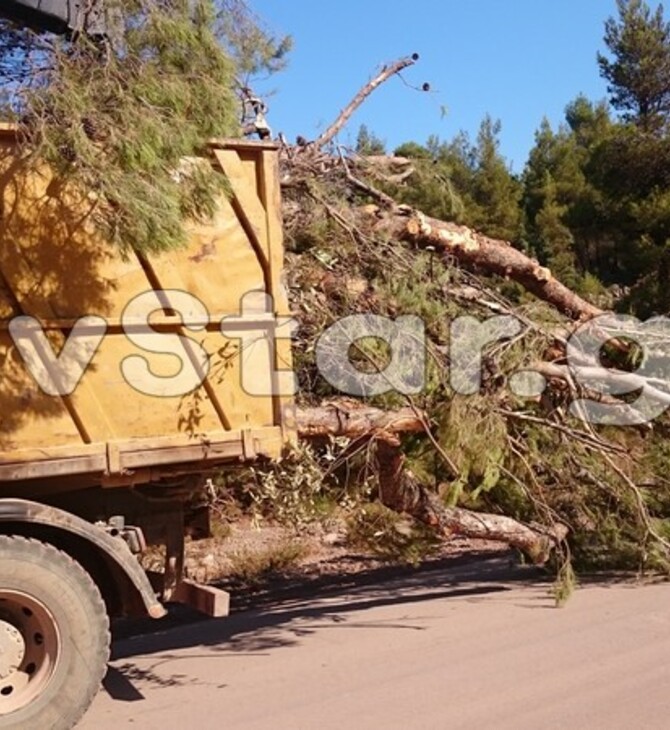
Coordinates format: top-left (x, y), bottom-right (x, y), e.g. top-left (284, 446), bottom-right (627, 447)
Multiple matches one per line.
top-left (0, 128), bottom-right (293, 485)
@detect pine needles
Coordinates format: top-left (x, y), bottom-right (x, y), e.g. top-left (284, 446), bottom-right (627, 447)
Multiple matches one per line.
top-left (3, 1), bottom-right (267, 253)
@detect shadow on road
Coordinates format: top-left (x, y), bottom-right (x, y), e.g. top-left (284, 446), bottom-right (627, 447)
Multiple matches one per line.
top-left (103, 552), bottom-right (548, 701)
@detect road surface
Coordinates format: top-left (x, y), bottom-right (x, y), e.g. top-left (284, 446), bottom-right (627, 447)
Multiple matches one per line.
top-left (81, 555), bottom-right (670, 730)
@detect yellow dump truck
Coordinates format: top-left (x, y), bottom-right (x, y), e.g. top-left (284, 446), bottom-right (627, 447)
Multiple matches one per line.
top-left (0, 126), bottom-right (295, 729)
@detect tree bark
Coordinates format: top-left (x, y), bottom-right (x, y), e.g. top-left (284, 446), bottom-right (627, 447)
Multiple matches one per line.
top-left (296, 404), bottom-right (424, 439)
top-left (371, 209), bottom-right (603, 322)
top-left (374, 437), bottom-right (567, 565)
top-left (312, 54), bottom-right (420, 150)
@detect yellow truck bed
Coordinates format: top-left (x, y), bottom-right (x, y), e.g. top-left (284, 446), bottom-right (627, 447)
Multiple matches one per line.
top-left (0, 127), bottom-right (294, 489)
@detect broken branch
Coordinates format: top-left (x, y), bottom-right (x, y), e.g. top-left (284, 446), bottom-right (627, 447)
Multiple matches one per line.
top-left (313, 54), bottom-right (420, 150)
top-left (374, 437), bottom-right (567, 564)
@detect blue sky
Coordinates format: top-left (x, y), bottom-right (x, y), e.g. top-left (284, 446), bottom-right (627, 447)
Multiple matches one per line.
top-left (248, 0), bottom-right (626, 172)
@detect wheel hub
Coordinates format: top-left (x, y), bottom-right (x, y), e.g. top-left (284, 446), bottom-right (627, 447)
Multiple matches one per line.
top-left (0, 620), bottom-right (26, 681)
top-left (0, 591), bottom-right (60, 716)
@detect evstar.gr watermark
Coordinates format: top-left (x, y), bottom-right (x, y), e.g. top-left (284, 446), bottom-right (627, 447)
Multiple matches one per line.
top-left (7, 290), bottom-right (670, 427)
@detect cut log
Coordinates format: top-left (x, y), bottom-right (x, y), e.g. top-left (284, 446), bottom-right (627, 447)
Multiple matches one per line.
top-left (296, 404), bottom-right (424, 439)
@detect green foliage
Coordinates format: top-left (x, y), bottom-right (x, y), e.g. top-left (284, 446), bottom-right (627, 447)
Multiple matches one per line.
top-left (1, 0), bottom-right (289, 253)
top-left (218, 0), bottom-right (292, 79)
top-left (356, 124), bottom-right (386, 155)
top-left (391, 118), bottom-right (522, 242)
top-left (387, 146), bottom-right (466, 222)
top-left (347, 503), bottom-right (442, 566)
top-left (470, 116), bottom-right (524, 241)
top-left (523, 83), bottom-right (670, 312)
top-left (394, 141), bottom-right (432, 159)
top-left (598, 0), bottom-right (670, 130)
top-left (522, 106), bottom-right (609, 292)
top-left (230, 443), bottom-right (339, 529)
top-left (533, 173), bottom-right (581, 290)
top-left (440, 397), bottom-right (508, 506)
top-left (552, 560), bottom-right (577, 607)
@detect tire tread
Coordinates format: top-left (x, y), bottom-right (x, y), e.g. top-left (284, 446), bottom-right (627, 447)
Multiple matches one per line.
top-left (0, 535), bottom-right (111, 730)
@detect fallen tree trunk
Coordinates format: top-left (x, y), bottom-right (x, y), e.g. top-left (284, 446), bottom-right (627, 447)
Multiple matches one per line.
top-left (375, 437), bottom-right (567, 565)
top-left (296, 404), bottom-right (424, 439)
top-left (370, 209), bottom-right (603, 322)
top-left (296, 403), bottom-right (567, 563)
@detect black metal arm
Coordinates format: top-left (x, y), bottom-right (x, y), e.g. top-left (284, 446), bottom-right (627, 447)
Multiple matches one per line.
top-left (1, 0), bottom-right (105, 35)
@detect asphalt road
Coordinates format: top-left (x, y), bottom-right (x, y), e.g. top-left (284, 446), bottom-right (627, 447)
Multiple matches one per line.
top-left (81, 555), bottom-right (670, 730)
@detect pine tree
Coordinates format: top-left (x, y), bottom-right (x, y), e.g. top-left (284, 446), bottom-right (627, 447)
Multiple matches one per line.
top-left (390, 138), bottom-right (465, 222)
top-left (391, 120), bottom-right (521, 243)
top-left (356, 124), bottom-right (386, 155)
top-left (598, 0), bottom-right (670, 131)
top-left (469, 116), bottom-right (523, 242)
top-left (534, 173), bottom-right (581, 290)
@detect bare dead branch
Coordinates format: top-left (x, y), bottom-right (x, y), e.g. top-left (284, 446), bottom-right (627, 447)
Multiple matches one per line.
top-left (337, 147), bottom-right (397, 208)
top-left (313, 54), bottom-right (420, 150)
top-left (497, 408), bottom-right (628, 453)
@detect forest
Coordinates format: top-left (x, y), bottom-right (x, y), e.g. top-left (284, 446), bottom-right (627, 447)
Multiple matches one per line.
top-left (357, 0), bottom-right (670, 318)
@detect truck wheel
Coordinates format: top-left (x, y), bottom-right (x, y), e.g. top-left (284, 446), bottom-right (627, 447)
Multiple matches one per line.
top-left (0, 536), bottom-right (110, 730)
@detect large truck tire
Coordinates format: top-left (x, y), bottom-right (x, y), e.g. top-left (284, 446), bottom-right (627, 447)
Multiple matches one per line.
top-left (0, 535), bottom-right (110, 730)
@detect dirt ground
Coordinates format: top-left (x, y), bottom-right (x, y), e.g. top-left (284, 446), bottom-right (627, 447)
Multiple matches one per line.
top-left (151, 515), bottom-right (511, 591)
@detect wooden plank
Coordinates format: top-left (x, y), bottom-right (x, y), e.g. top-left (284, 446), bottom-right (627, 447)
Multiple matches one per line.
top-left (0, 314), bottom-right (277, 331)
top-left (0, 454), bottom-right (107, 482)
top-left (0, 428), bottom-right (273, 466)
top-left (0, 443), bottom-right (107, 465)
top-left (0, 426), bottom-right (284, 482)
top-left (115, 426), bottom-right (282, 455)
top-left (111, 428), bottom-right (245, 453)
top-left (208, 137), bottom-right (279, 152)
top-left (257, 149), bottom-right (297, 443)
top-left (258, 149), bottom-right (287, 302)
top-left (173, 580), bottom-right (230, 617)
top-left (119, 441), bottom-right (243, 470)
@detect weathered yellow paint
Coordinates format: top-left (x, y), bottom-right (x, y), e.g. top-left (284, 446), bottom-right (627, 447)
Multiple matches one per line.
top-left (0, 130), bottom-right (294, 485)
